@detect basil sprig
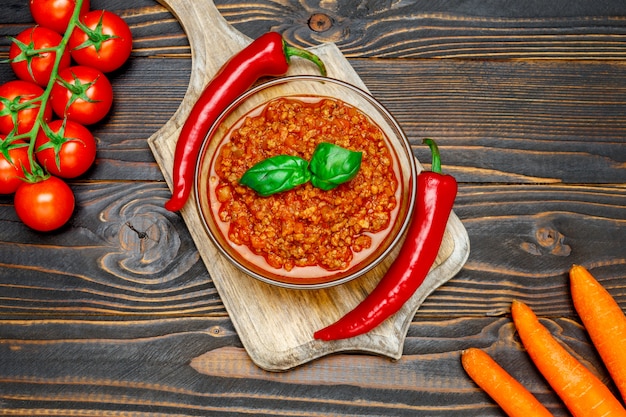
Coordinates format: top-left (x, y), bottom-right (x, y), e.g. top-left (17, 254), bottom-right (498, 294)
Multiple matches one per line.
top-left (239, 142), bottom-right (362, 196)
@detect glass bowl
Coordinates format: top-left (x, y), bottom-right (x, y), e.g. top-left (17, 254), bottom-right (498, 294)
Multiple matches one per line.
top-left (194, 75), bottom-right (417, 289)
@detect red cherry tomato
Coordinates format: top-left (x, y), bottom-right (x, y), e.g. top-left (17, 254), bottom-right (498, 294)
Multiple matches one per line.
top-left (69, 10), bottom-right (133, 73)
top-left (14, 176), bottom-right (75, 232)
top-left (50, 66), bottom-right (113, 125)
top-left (35, 119), bottom-right (96, 178)
top-left (0, 136), bottom-right (31, 194)
top-left (29, 0), bottom-right (91, 34)
top-left (0, 80), bottom-right (52, 135)
top-left (9, 26), bottom-right (71, 87)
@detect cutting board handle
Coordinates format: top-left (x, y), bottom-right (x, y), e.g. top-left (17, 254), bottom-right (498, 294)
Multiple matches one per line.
top-left (156, 0), bottom-right (250, 110)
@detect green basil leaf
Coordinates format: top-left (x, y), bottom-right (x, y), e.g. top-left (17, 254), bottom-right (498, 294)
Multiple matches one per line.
top-left (309, 142), bottom-right (362, 191)
top-left (240, 155), bottom-right (311, 196)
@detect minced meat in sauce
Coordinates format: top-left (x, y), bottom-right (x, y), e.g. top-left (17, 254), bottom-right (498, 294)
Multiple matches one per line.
top-left (212, 97), bottom-right (398, 272)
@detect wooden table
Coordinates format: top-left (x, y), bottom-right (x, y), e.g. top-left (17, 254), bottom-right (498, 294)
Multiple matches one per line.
top-left (1, 0), bottom-right (625, 415)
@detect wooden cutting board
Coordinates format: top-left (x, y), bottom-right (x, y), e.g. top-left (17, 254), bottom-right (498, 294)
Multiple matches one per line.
top-left (148, 0), bottom-right (470, 371)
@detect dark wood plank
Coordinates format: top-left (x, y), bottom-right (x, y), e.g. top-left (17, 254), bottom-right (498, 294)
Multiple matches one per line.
top-left (426, 183), bottom-right (626, 318)
top-left (2, 0), bottom-right (626, 60)
top-left (2, 182), bottom-right (625, 318)
top-left (215, 0), bottom-right (626, 60)
top-left (0, 0), bottom-right (189, 54)
top-left (0, 314), bottom-right (617, 416)
top-left (0, 181), bottom-right (223, 318)
top-left (357, 59), bottom-right (626, 184)
top-left (2, 56), bottom-right (624, 183)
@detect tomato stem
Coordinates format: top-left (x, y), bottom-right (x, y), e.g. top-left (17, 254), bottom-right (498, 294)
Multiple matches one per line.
top-left (27, 46), bottom-right (59, 56)
top-left (22, 0), bottom-right (85, 181)
top-left (73, 12), bottom-right (117, 53)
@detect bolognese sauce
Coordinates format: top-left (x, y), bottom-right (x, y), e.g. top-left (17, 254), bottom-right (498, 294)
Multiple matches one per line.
top-left (210, 97), bottom-right (399, 272)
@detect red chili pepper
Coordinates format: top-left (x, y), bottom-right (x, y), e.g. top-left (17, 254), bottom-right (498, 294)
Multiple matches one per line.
top-left (164, 32), bottom-right (327, 212)
top-left (314, 138), bottom-right (458, 341)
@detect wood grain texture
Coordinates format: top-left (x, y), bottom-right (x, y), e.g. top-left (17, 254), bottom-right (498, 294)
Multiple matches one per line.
top-left (2, 0), bottom-right (626, 60)
top-left (178, 0), bottom-right (626, 60)
top-left (3, 57), bottom-right (624, 184)
top-left (0, 314), bottom-right (616, 416)
top-left (1, 0), bottom-right (625, 414)
top-left (2, 182), bottom-right (624, 318)
top-left (0, 181), bottom-right (222, 317)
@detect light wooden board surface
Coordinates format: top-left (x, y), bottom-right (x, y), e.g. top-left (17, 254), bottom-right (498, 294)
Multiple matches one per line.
top-left (148, 0), bottom-right (470, 371)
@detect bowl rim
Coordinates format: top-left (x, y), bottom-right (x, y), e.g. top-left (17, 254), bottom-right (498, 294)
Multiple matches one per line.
top-left (194, 74), bottom-right (418, 289)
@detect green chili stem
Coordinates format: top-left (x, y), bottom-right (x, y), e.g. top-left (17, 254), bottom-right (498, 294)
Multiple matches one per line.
top-left (283, 42), bottom-right (327, 77)
top-left (422, 138), bottom-right (441, 174)
top-left (23, 0), bottom-right (85, 178)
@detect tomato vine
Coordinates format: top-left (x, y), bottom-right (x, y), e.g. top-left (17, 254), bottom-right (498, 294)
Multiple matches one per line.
top-left (18, 0), bottom-right (85, 181)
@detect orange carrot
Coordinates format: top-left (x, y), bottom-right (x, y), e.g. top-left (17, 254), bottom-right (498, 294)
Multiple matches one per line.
top-left (461, 347), bottom-right (555, 417)
top-left (570, 264), bottom-right (626, 402)
top-left (511, 300), bottom-right (626, 417)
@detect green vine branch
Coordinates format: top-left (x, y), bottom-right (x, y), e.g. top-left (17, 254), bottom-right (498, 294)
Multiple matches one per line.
top-left (7, 0), bottom-right (85, 181)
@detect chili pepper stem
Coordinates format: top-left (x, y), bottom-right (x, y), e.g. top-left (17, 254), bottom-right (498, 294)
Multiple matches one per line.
top-left (423, 138), bottom-right (441, 174)
top-left (283, 43), bottom-right (327, 77)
